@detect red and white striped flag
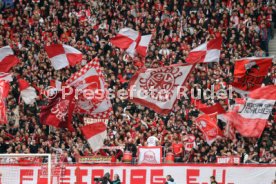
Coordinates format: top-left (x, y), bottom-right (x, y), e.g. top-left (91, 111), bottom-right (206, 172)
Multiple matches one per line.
top-left (186, 37), bottom-right (222, 64)
top-left (81, 122), bottom-right (107, 152)
top-left (18, 79), bottom-right (37, 104)
top-left (65, 58), bottom-right (112, 118)
top-left (224, 85), bottom-right (276, 137)
top-left (0, 73), bottom-right (13, 82)
top-left (110, 28), bottom-right (152, 57)
top-left (45, 44), bottom-right (83, 70)
top-left (0, 46), bottom-right (20, 72)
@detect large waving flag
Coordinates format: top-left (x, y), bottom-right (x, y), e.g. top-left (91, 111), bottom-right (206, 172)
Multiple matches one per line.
top-left (0, 46), bottom-right (20, 72)
top-left (81, 122), bottom-right (107, 152)
top-left (224, 86), bottom-right (276, 137)
top-left (110, 28), bottom-right (152, 57)
top-left (65, 58), bottom-right (112, 118)
top-left (40, 91), bottom-right (75, 132)
top-left (45, 44), bottom-right (83, 70)
top-left (199, 103), bottom-right (226, 115)
top-left (18, 79), bottom-right (37, 105)
top-left (128, 64), bottom-right (194, 115)
top-left (185, 37), bottom-right (222, 64)
top-left (231, 57), bottom-right (273, 93)
top-left (195, 113), bottom-right (223, 145)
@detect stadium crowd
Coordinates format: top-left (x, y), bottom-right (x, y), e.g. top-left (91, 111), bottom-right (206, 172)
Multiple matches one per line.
top-left (0, 0), bottom-right (275, 164)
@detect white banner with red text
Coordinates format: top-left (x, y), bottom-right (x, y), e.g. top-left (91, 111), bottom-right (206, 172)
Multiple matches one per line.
top-left (0, 164), bottom-right (275, 184)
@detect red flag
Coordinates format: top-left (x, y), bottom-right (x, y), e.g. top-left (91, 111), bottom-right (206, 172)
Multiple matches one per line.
top-left (40, 91), bottom-right (75, 132)
top-left (199, 103), bottom-right (226, 115)
top-left (224, 86), bottom-right (276, 137)
top-left (231, 57), bottom-right (273, 93)
top-left (185, 37), bottom-right (222, 64)
top-left (128, 64), bottom-right (194, 115)
top-left (195, 113), bottom-right (223, 145)
top-left (80, 122), bottom-right (107, 152)
top-left (0, 46), bottom-right (20, 72)
top-left (110, 28), bottom-right (152, 57)
top-left (18, 79), bottom-right (37, 104)
top-left (45, 44), bottom-right (83, 70)
top-left (65, 58), bottom-right (112, 118)
top-left (218, 113), bottom-right (236, 140)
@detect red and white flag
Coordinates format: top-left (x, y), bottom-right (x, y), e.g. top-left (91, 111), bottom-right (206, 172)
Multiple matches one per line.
top-left (231, 57), bottom-right (273, 93)
top-left (0, 80), bottom-right (9, 124)
top-left (65, 58), bottom-right (112, 118)
top-left (40, 91), bottom-right (75, 132)
top-left (186, 37), bottom-right (222, 64)
top-left (0, 46), bottom-right (20, 72)
top-left (224, 85), bottom-right (276, 137)
top-left (80, 122), bottom-right (107, 152)
top-left (110, 28), bottom-right (152, 57)
top-left (0, 73), bottom-right (13, 82)
top-left (50, 80), bottom-right (64, 91)
top-left (195, 113), bottom-right (223, 145)
top-left (18, 79), bottom-right (37, 104)
top-left (45, 44), bottom-right (83, 70)
top-left (218, 113), bottom-right (236, 140)
top-left (128, 64), bottom-right (194, 115)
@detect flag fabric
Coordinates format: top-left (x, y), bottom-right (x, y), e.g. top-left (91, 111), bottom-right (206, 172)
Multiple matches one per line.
top-left (224, 86), bottom-right (276, 137)
top-left (128, 64), bottom-right (194, 115)
top-left (65, 58), bottom-right (112, 118)
top-left (50, 80), bottom-right (64, 92)
top-left (18, 79), bottom-right (37, 104)
top-left (0, 80), bottom-right (10, 98)
top-left (231, 57), bottom-right (273, 93)
top-left (110, 28), bottom-right (152, 57)
top-left (40, 91), bottom-right (75, 132)
top-left (80, 122), bottom-right (107, 151)
top-left (0, 73), bottom-right (13, 82)
top-left (185, 37), bottom-right (222, 64)
top-left (195, 113), bottom-right (223, 145)
top-left (0, 80), bottom-right (9, 124)
top-left (45, 44), bottom-right (83, 70)
top-left (218, 113), bottom-right (236, 140)
top-left (199, 103), bottom-right (226, 115)
top-left (0, 46), bottom-right (20, 72)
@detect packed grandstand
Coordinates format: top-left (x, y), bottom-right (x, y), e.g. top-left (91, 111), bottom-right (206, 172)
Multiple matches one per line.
top-left (0, 0), bottom-right (275, 184)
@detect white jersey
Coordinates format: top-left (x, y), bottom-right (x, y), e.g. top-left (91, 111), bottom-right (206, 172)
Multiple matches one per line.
top-left (147, 136), bottom-right (158, 146)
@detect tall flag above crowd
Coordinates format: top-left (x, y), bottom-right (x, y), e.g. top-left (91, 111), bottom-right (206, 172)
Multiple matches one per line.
top-left (128, 64), bottom-right (194, 115)
top-left (231, 57), bottom-right (273, 93)
top-left (0, 46), bottom-right (20, 72)
top-left (65, 58), bottom-right (112, 118)
top-left (185, 37), bottom-right (222, 64)
top-left (45, 44), bottom-right (83, 70)
top-left (110, 28), bottom-right (152, 57)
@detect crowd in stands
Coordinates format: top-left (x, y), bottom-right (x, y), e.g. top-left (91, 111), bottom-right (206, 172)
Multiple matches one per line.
top-left (0, 0), bottom-right (275, 164)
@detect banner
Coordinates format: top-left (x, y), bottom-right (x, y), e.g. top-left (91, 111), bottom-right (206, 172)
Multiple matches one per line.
top-left (138, 146), bottom-right (162, 164)
top-left (83, 117), bottom-right (109, 125)
top-left (77, 156), bottom-right (112, 164)
top-left (216, 156), bottom-right (240, 164)
top-left (0, 164), bottom-right (275, 184)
